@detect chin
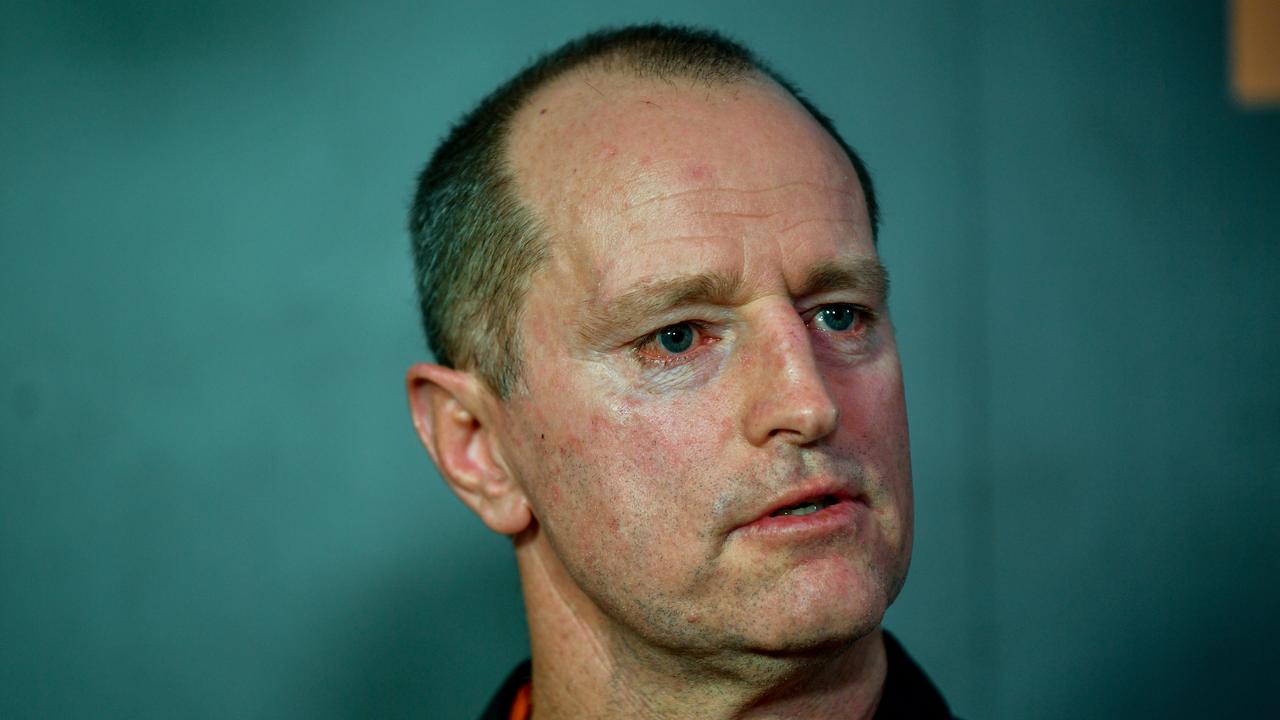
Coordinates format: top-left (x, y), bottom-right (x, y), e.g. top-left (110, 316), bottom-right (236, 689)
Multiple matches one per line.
top-left (739, 571), bottom-right (890, 655)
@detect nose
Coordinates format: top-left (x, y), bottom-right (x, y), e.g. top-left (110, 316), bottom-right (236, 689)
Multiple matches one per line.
top-left (740, 308), bottom-right (840, 447)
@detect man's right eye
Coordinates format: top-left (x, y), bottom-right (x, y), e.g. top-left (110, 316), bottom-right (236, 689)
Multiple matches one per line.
top-left (636, 322), bottom-right (707, 363)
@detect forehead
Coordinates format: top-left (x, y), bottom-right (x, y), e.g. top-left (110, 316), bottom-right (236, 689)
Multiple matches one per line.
top-left (507, 71), bottom-right (872, 300)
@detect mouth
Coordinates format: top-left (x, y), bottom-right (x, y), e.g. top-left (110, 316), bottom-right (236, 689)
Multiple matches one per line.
top-left (768, 494), bottom-right (840, 518)
top-left (731, 486), bottom-right (867, 539)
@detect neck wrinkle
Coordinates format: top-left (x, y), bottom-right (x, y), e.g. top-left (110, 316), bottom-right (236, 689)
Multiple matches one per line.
top-left (515, 531), bottom-right (888, 720)
top-left (516, 529), bottom-right (654, 719)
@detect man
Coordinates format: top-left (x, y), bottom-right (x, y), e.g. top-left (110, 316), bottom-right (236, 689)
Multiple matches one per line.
top-left (406, 24), bottom-right (955, 719)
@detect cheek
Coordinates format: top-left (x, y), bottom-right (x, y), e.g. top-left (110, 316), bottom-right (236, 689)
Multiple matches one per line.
top-left (585, 405), bottom-right (723, 510)
top-left (830, 362), bottom-right (912, 496)
top-left (524, 389), bottom-right (734, 549)
top-left (830, 367), bottom-right (906, 446)
top-left (829, 345), bottom-right (911, 440)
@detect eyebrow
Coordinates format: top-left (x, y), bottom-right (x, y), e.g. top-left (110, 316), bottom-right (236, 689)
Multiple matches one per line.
top-left (577, 270), bottom-right (744, 344)
top-left (798, 257), bottom-right (890, 303)
top-left (576, 256), bottom-right (889, 345)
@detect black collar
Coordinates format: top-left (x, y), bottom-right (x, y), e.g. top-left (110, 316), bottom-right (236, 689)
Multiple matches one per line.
top-left (479, 630), bottom-right (956, 719)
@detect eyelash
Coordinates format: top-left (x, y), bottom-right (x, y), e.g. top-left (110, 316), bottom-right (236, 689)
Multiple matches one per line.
top-left (631, 304), bottom-right (876, 369)
top-left (633, 321), bottom-right (718, 368)
top-left (810, 303), bottom-right (877, 333)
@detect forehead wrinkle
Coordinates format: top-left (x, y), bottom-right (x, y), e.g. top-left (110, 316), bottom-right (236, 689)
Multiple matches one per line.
top-left (622, 181), bottom-right (857, 213)
top-left (778, 217), bottom-right (859, 235)
top-left (615, 187), bottom-right (863, 250)
top-left (575, 269), bottom-right (745, 345)
top-left (696, 210), bottom-right (779, 220)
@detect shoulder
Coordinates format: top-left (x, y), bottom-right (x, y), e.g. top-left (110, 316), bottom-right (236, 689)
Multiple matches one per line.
top-left (876, 631), bottom-right (960, 720)
top-left (477, 659), bottom-right (532, 720)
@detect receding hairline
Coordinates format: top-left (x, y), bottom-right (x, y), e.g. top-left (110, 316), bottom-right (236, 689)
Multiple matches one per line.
top-left (502, 62), bottom-right (781, 168)
top-left (499, 66), bottom-right (842, 243)
top-left (500, 65), bottom-right (868, 251)
top-left (496, 65), bottom-right (784, 264)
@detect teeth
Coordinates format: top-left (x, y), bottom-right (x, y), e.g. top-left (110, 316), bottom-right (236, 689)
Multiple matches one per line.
top-left (771, 496), bottom-right (836, 517)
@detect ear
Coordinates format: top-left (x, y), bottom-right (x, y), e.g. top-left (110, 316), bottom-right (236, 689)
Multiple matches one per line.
top-left (406, 363), bottom-right (532, 535)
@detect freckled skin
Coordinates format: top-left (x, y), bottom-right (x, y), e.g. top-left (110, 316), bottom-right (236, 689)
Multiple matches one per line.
top-left (496, 72), bottom-right (912, 717)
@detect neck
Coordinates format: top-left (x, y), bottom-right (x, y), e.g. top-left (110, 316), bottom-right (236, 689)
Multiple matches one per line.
top-left (514, 531), bottom-right (888, 720)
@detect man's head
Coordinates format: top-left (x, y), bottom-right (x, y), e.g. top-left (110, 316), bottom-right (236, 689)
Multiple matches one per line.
top-left (408, 24), bottom-right (910, 671)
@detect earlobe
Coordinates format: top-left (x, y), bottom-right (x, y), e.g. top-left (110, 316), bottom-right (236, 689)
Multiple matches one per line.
top-left (405, 363), bottom-right (533, 535)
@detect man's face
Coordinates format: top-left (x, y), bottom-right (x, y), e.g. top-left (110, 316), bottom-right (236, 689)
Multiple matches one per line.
top-left (498, 74), bottom-right (912, 656)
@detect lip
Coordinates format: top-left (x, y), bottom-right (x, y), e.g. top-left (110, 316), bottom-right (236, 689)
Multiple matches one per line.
top-left (731, 483), bottom-right (869, 539)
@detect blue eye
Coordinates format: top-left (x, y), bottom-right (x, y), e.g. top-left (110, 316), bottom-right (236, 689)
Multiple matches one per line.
top-left (657, 323), bottom-right (695, 354)
top-left (815, 305), bottom-right (859, 332)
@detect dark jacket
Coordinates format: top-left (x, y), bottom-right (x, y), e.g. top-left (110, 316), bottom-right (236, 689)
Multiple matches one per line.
top-left (478, 631), bottom-right (956, 719)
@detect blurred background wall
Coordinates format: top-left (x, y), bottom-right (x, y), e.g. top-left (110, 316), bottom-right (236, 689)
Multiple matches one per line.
top-left (3, 1), bottom-right (1277, 717)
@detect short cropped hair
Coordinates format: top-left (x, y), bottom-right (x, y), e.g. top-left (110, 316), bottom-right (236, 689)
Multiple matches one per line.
top-left (409, 23), bottom-right (878, 397)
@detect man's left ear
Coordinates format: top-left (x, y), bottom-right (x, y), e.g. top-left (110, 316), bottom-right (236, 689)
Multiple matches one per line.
top-left (405, 363), bottom-right (532, 535)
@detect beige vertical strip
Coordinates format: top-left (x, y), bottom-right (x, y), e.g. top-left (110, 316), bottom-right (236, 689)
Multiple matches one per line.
top-left (1232, 0), bottom-right (1280, 105)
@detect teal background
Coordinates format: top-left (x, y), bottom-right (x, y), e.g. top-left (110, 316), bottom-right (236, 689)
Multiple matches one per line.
top-left (3, 1), bottom-right (1278, 717)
